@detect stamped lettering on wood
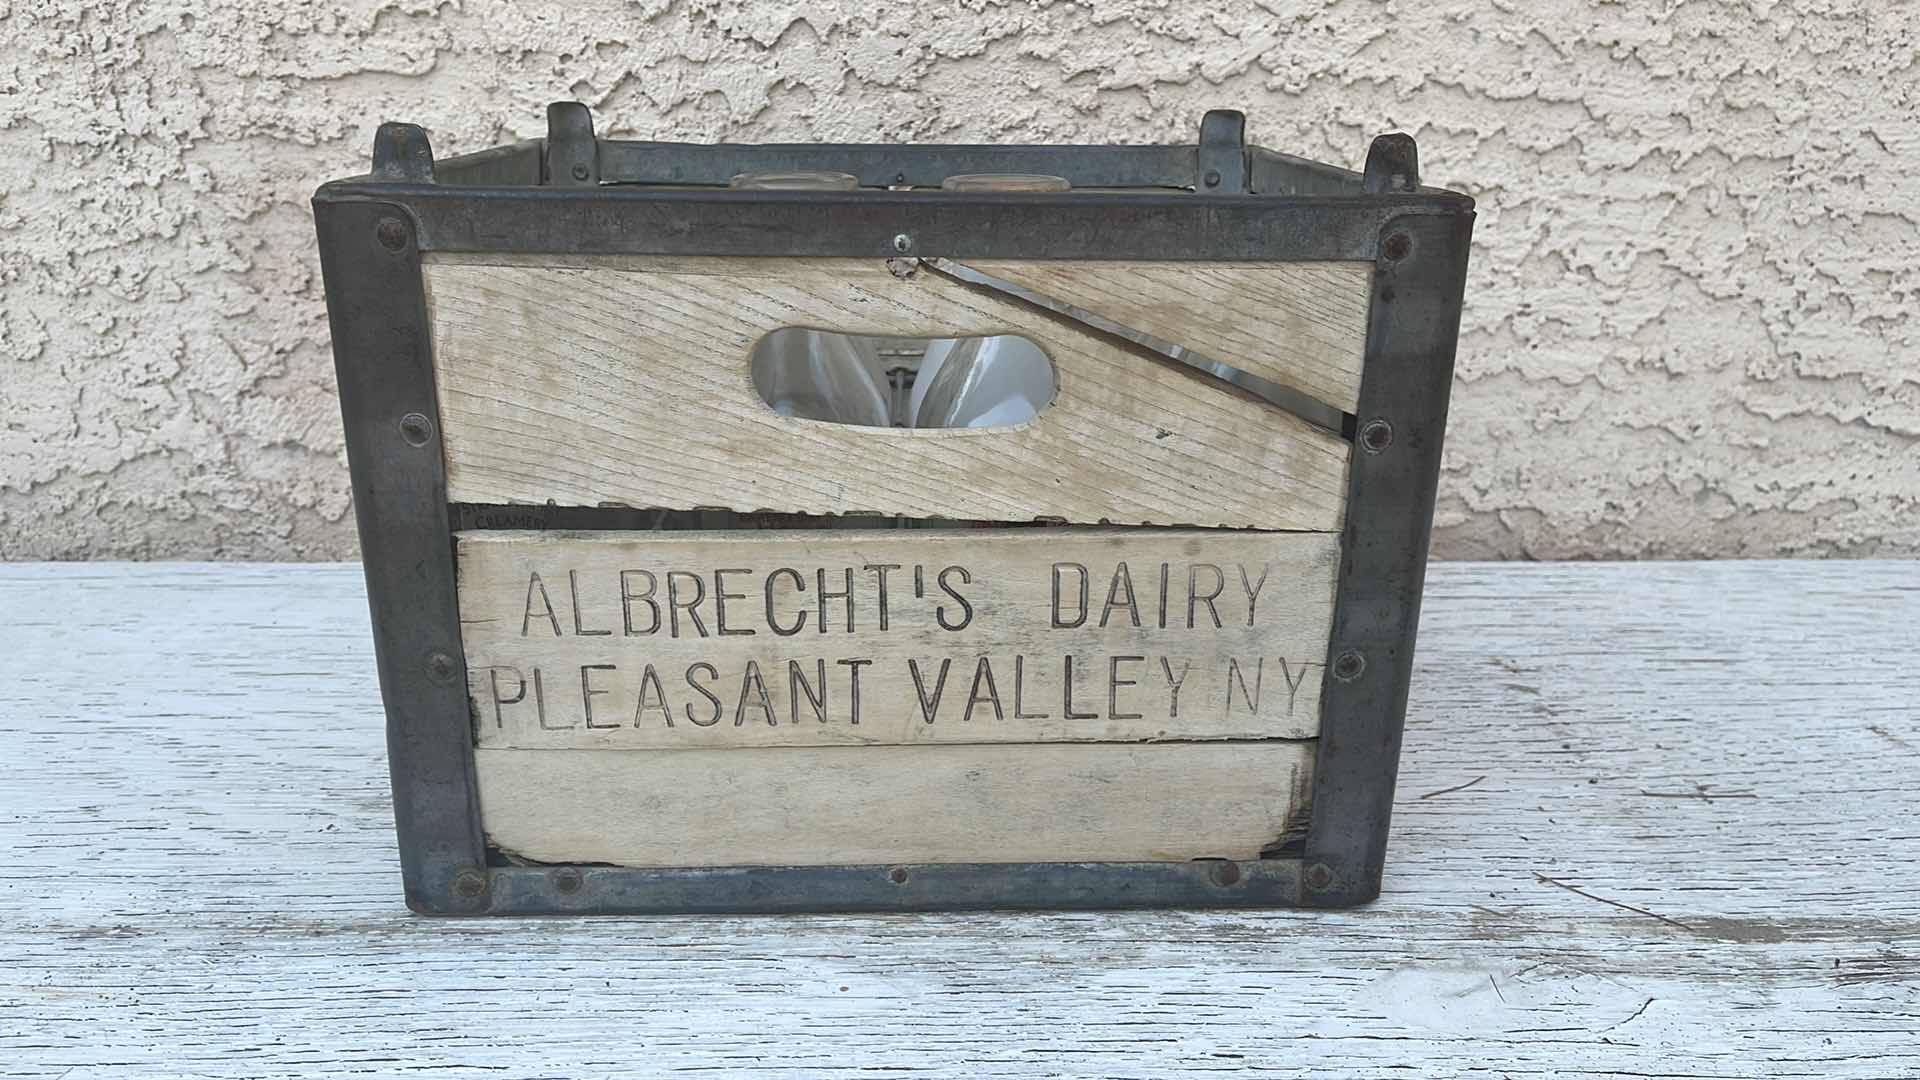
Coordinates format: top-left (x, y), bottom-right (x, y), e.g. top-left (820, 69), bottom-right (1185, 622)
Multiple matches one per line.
top-left (457, 528), bottom-right (1339, 749)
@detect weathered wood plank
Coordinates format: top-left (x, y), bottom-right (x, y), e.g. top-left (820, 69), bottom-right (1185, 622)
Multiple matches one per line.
top-left (456, 527), bottom-right (1337, 748)
top-left (475, 741), bottom-right (1314, 866)
top-left (4, 561), bottom-right (1918, 1078)
top-left (962, 259), bottom-right (1371, 413)
top-left (423, 254), bottom-right (1352, 531)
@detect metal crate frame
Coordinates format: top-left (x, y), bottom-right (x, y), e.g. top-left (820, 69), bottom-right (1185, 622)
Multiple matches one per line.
top-left (314, 103), bottom-right (1474, 915)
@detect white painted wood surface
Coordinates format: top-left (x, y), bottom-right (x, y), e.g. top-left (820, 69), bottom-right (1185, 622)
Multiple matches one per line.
top-left (2, 560), bottom-right (1916, 1078)
top-left (424, 255), bottom-right (1353, 531)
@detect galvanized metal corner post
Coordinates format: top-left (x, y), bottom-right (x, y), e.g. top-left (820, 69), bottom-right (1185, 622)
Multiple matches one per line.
top-left (1303, 204), bottom-right (1473, 907)
top-left (315, 124), bottom-right (487, 914)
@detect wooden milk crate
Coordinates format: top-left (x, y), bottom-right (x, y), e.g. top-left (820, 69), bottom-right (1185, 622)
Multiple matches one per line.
top-left (314, 103), bottom-right (1474, 914)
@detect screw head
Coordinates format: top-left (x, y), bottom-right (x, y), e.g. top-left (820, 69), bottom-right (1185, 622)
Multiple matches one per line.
top-left (570, 162), bottom-right (590, 181)
top-left (452, 868), bottom-right (488, 898)
top-left (551, 867), bottom-right (584, 894)
top-left (1332, 650), bottom-right (1366, 683)
top-left (375, 217), bottom-right (408, 253)
top-left (888, 866), bottom-right (910, 884)
top-left (1203, 169), bottom-right (1222, 188)
top-left (1359, 417), bottom-right (1393, 453)
top-left (398, 412), bottom-right (434, 447)
top-left (892, 233), bottom-right (913, 254)
top-left (1382, 232), bottom-right (1411, 261)
top-left (1305, 862), bottom-right (1336, 890)
top-left (425, 651), bottom-right (457, 684)
top-left (1207, 860), bottom-right (1242, 887)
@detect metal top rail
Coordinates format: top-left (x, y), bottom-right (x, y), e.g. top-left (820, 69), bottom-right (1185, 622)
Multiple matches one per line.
top-left (342, 100), bottom-right (1452, 201)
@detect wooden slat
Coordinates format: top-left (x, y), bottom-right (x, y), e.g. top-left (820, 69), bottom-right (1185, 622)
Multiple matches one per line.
top-left (962, 259), bottom-right (1371, 412)
top-left (456, 527), bottom-right (1337, 748)
top-left (473, 741), bottom-right (1314, 866)
top-left (423, 254), bottom-right (1352, 532)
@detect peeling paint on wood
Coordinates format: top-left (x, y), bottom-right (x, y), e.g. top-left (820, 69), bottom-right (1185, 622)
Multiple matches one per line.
top-left (1, 560), bottom-right (1916, 1076)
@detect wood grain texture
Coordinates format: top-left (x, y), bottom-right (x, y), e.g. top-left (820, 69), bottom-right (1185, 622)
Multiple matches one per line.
top-left (4, 561), bottom-right (1917, 1078)
top-left (423, 254), bottom-right (1351, 531)
top-left (457, 527), bottom-right (1337, 748)
top-left (476, 742), bottom-right (1314, 866)
top-left (962, 259), bottom-right (1371, 413)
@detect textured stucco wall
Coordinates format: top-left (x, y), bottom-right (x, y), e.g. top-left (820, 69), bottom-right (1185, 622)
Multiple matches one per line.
top-left (2, 1), bottom-right (1915, 560)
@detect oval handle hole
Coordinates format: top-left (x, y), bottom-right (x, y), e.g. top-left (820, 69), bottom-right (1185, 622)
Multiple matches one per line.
top-left (750, 328), bottom-right (1056, 430)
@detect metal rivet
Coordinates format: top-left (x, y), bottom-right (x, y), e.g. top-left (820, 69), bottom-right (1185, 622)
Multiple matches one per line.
top-left (1359, 418), bottom-right (1393, 453)
top-left (1332, 651), bottom-right (1366, 682)
top-left (1305, 863), bottom-right (1335, 890)
top-left (888, 866), bottom-right (910, 884)
top-left (1382, 232), bottom-right (1411, 261)
top-left (375, 217), bottom-right (408, 253)
top-left (570, 163), bottom-right (590, 181)
top-left (452, 869), bottom-right (488, 898)
top-left (1207, 860), bottom-right (1242, 887)
top-left (425, 651), bottom-right (457, 684)
top-left (1203, 169), bottom-right (1222, 188)
top-left (552, 867), bottom-right (584, 894)
top-left (892, 233), bottom-right (913, 254)
top-left (398, 412), bottom-right (434, 447)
